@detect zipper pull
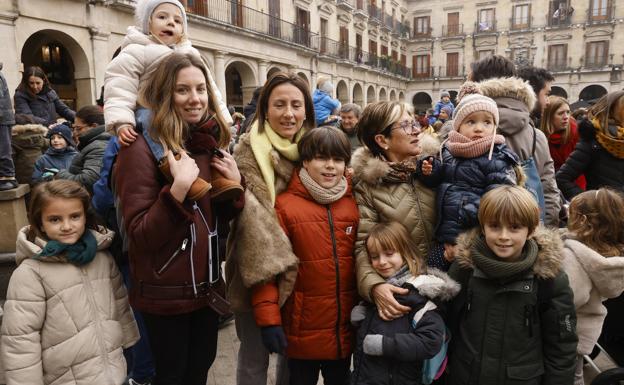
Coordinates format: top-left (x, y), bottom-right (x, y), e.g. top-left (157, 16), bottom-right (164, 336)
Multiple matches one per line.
top-left (193, 202), bottom-right (199, 210)
top-left (181, 238), bottom-right (188, 251)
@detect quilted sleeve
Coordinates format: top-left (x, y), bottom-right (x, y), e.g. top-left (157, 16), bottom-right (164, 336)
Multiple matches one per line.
top-left (0, 263), bottom-right (45, 385)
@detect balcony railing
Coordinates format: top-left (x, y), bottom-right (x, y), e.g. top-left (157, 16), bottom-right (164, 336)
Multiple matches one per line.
top-left (336, 0), bottom-right (355, 11)
top-left (510, 16), bottom-right (531, 30)
top-left (437, 65), bottom-right (465, 78)
top-left (474, 20), bottom-right (497, 33)
top-left (547, 60), bottom-right (569, 71)
top-left (413, 67), bottom-right (435, 79)
top-left (584, 56), bottom-right (609, 68)
top-left (412, 27), bottom-right (432, 38)
top-left (395, 22), bottom-right (411, 38)
top-left (354, 0), bottom-right (367, 16)
top-left (319, 37), bottom-right (351, 60)
top-left (548, 4), bottom-right (574, 27)
top-left (368, 5), bottom-right (382, 23)
top-left (442, 24), bottom-right (463, 37)
top-left (382, 13), bottom-right (394, 30)
top-left (188, 0), bottom-right (318, 49)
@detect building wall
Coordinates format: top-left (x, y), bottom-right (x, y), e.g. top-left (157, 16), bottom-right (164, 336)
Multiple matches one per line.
top-left (406, 0), bottom-right (624, 108)
top-left (0, 0), bottom-right (410, 111)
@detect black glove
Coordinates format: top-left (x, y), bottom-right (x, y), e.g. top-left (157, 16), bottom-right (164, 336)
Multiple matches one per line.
top-left (260, 325), bottom-right (287, 354)
top-left (578, 118), bottom-right (595, 134)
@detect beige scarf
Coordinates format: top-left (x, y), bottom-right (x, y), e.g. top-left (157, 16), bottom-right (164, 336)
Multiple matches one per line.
top-left (298, 168), bottom-right (348, 205)
top-left (250, 120), bottom-right (306, 204)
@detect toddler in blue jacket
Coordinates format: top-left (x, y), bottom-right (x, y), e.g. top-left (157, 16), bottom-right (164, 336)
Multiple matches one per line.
top-left (32, 123), bottom-right (77, 183)
top-left (419, 93), bottom-right (521, 268)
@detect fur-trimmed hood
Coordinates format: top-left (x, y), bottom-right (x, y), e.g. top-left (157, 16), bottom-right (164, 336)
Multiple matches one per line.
top-left (351, 133), bottom-right (440, 186)
top-left (562, 233), bottom-right (624, 299)
top-left (11, 123), bottom-right (47, 136)
top-left (467, 77), bottom-right (537, 112)
top-left (454, 226), bottom-right (563, 279)
top-left (405, 268), bottom-right (461, 301)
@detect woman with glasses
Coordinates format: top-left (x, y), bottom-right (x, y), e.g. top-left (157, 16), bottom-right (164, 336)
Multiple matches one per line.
top-left (113, 53), bottom-right (243, 384)
top-left (53, 105), bottom-right (110, 193)
top-left (351, 101), bottom-right (439, 321)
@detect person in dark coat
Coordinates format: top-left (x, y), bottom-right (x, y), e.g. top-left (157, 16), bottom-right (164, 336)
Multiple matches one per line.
top-left (419, 94), bottom-right (520, 266)
top-left (54, 105), bottom-right (108, 193)
top-left (351, 222), bottom-right (459, 385)
top-left (240, 86), bottom-right (262, 134)
top-left (556, 91), bottom-right (624, 200)
top-left (447, 186), bottom-right (577, 385)
top-left (0, 63), bottom-right (17, 190)
top-left (13, 66), bottom-right (75, 127)
top-left (32, 122), bottom-right (77, 183)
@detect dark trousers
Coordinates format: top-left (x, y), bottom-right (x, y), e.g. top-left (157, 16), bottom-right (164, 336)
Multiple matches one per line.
top-left (143, 306), bottom-right (219, 385)
top-left (288, 357), bottom-right (351, 385)
top-left (0, 124), bottom-right (15, 178)
top-left (600, 293), bottom-right (624, 366)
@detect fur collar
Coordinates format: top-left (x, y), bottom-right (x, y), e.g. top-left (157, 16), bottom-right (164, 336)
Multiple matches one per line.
top-left (11, 124), bottom-right (47, 136)
top-left (233, 133), bottom-right (295, 210)
top-left (405, 268), bottom-right (461, 301)
top-left (351, 133), bottom-right (440, 186)
top-left (464, 77), bottom-right (537, 112)
top-left (454, 226), bottom-right (563, 279)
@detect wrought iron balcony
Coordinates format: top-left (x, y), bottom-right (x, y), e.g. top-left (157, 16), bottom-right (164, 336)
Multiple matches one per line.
top-left (474, 20), bottom-right (497, 34)
top-left (442, 24), bottom-right (463, 37)
top-left (185, 0), bottom-right (319, 49)
top-left (413, 66), bottom-right (435, 79)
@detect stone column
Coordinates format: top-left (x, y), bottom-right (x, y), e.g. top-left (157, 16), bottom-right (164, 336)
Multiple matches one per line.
top-left (89, 27), bottom-right (110, 102)
top-left (214, 51), bottom-right (227, 99)
top-left (258, 60), bottom-right (269, 86)
top-left (0, 184), bottom-right (30, 254)
top-left (0, 11), bottom-right (20, 91)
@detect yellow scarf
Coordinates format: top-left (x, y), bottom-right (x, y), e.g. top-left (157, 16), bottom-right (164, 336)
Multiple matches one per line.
top-left (593, 117), bottom-right (624, 159)
top-left (250, 120), bottom-right (306, 204)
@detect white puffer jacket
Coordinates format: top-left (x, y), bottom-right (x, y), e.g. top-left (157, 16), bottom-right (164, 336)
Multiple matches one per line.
top-left (103, 26), bottom-right (231, 132)
top-left (561, 233), bottom-right (624, 355)
top-left (0, 226), bottom-right (139, 385)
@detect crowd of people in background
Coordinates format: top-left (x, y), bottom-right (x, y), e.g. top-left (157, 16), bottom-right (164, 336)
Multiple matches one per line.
top-left (1, 1), bottom-right (624, 385)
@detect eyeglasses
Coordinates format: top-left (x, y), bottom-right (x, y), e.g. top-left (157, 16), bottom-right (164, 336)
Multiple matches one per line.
top-left (391, 120), bottom-right (421, 135)
top-left (73, 124), bottom-right (89, 132)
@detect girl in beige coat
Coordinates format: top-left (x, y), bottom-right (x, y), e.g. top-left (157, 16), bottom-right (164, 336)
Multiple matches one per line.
top-left (0, 180), bottom-right (139, 385)
top-left (561, 188), bottom-right (624, 385)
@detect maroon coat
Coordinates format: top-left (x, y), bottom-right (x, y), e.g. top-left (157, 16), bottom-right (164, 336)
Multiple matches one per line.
top-left (113, 131), bottom-right (243, 315)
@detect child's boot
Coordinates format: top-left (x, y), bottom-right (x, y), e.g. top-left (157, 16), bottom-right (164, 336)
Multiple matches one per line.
top-left (158, 153), bottom-right (212, 201)
top-left (209, 166), bottom-right (244, 202)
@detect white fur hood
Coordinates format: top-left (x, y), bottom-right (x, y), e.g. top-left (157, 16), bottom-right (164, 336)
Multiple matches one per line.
top-left (405, 268), bottom-right (461, 302)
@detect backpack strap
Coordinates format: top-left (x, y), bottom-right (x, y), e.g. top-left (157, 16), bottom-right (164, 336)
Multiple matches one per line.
top-left (412, 300), bottom-right (438, 326)
top-left (531, 127), bottom-right (537, 157)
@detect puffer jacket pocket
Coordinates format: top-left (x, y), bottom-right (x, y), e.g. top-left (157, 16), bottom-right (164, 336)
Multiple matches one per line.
top-left (506, 362), bottom-right (544, 385)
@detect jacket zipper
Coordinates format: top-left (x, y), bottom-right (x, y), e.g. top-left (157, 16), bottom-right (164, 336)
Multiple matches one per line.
top-left (81, 267), bottom-right (114, 384)
top-left (327, 205), bottom-right (342, 359)
top-left (157, 238), bottom-right (188, 275)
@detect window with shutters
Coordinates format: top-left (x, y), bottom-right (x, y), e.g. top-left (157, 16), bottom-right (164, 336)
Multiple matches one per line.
top-left (547, 44), bottom-right (567, 70)
top-left (446, 12), bottom-right (460, 36)
top-left (446, 53), bottom-right (459, 77)
top-left (585, 41), bottom-right (608, 68)
top-left (478, 8), bottom-right (495, 32)
top-left (412, 54), bottom-right (430, 78)
top-left (590, 0), bottom-right (611, 21)
top-left (414, 16), bottom-right (431, 37)
top-left (512, 4), bottom-right (530, 29)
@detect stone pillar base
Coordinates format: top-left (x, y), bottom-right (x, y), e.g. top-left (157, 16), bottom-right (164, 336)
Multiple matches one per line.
top-left (0, 184), bottom-right (30, 253)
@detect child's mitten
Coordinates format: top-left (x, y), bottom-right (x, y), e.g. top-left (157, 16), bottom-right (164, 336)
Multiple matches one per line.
top-left (363, 334), bottom-right (384, 356)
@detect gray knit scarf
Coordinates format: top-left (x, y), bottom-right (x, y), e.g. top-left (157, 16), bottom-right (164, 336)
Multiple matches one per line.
top-left (386, 265), bottom-right (412, 287)
top-left (471, 235), bottom-right (539, 280)
top-left (298, 168), bottom-right (348, 205)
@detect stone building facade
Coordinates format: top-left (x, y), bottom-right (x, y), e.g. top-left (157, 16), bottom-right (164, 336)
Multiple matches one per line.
top-left (0, 0), bottom-right (622, 113)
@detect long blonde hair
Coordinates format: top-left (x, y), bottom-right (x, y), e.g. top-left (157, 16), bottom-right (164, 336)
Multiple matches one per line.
top-left (138, 53), bottom-right (230, 153)
top-left (588, 90), bottom-right (624, 129)
top-left (365, 222), bottom-right (423, 276)
top-left (541, 96), bottom-right (571, 143)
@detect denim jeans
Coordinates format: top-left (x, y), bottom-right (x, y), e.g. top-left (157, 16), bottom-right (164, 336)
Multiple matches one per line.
top-left (121, 264), bottom-right (156, 382)
top-left (0, 124), bottom-right (15, 178)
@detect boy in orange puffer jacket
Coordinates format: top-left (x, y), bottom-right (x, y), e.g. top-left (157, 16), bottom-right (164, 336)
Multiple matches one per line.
top-left (251, 126), bottom-right (359, 385)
